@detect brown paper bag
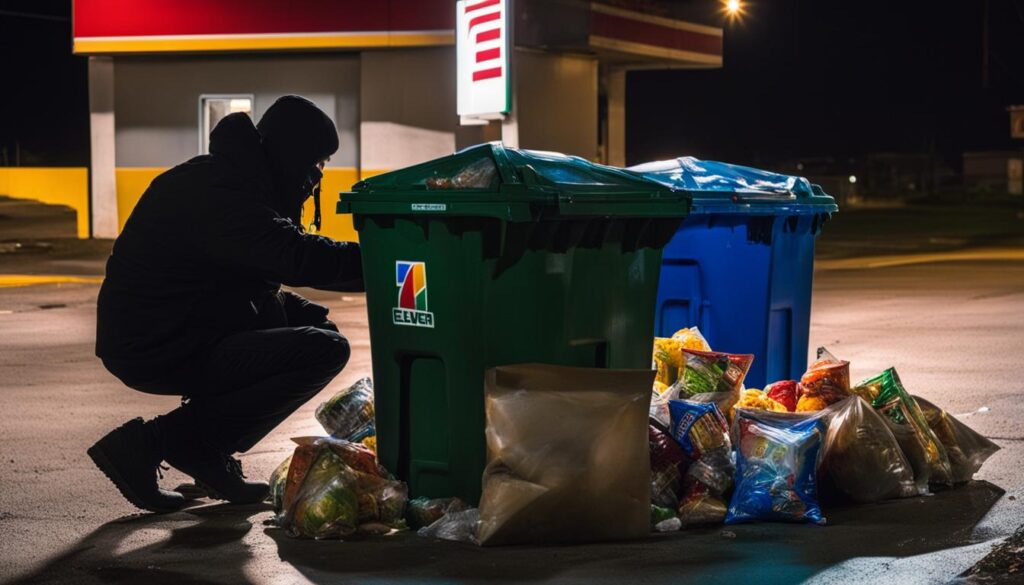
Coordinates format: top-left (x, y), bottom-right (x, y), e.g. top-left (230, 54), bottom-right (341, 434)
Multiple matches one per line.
top-left (478, 364), bottom-right (652, 546)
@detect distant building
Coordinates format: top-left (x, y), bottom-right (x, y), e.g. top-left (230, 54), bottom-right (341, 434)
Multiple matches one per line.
top-left (963, 151), bottom-right (1024, 196)
top-left (73, 0), bottom-right (724, 239)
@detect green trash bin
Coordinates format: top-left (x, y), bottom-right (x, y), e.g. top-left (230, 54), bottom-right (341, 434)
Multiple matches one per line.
top-left (337, 143), bottom-right (689, 504)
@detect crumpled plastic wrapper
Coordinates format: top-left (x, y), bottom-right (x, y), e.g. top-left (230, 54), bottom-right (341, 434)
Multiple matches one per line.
top-left (914, 396), bottom-right (1000, 484)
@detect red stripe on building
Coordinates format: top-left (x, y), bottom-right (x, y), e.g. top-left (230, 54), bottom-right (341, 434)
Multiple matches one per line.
top-left (590, 11), bottom-right (722, 56)
top-left (476, 28), bottom-right (500, 43)
top-left (465, 0), bottom-right (500, 15)
top-left (467, 11), bottom-right (500, 33)
top-left (472, 67), bottom-right (502, 81)
top-left (475, 47), bottom-right (500, 62)
top-left (74, 0), bottom-right (453, 38)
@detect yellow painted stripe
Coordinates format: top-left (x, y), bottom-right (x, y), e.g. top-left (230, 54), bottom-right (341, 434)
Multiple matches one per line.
top-left (0, 168), bottom-right (90, 239)
top-left (74, 31), bottom-right (454, 54)
top-left (0, 275), bottom-right (104, 288)
top-left (816, 247), bottom-right (1024, 271)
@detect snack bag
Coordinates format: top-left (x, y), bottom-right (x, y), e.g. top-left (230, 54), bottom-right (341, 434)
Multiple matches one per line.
top-left (671, 327), bottom-right (711, 351)
top-left (820, 396), bottom-right (919, 502)
top-left (914, 396), bottom-right (1000, 484)
top-left (652, 337), bottom-right (683, 386)
top-left (315, 377), bottom-right (375, 442)
top-left (649, 423), bottom-right (688, 508)
top-left (726, 410), bottom-right (827, 525)
top-left (735, 388), bottom-right (789, 416)
top-left (677, 349), bottom-right (754, 398)
top-left (765, 380), bottom-right (800, 412)
top-left (799, 348), bottom-right (850, 406)
top-left (668, 400), bottom-right (735, 526)
top-left (855, 368), bottom-right (953, 487)
top-left (796, 395), bottom-right (830, 412)
top-left (668, 399), bottom-right (730, 461)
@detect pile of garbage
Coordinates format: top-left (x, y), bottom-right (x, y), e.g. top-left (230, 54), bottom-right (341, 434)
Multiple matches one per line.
top-left (267, 333), bottom-right (1000, 543)
top-left (648, 328), bottom-right (1000, 529)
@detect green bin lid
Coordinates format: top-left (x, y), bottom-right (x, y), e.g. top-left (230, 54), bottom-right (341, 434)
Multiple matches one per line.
top-left (338, 142), bottom-right (689, 221)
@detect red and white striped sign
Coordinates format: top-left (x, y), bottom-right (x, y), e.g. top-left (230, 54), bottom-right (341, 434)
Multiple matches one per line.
top-left (457, 0), bottom-right (509, 119)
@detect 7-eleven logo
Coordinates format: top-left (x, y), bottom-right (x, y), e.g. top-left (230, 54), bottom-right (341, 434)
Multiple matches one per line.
top-left (393, 261), bottom-right (435, 328)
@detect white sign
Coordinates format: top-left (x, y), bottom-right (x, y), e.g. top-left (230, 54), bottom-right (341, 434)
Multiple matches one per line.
top-left (456, 0), bottom-right (510, 120)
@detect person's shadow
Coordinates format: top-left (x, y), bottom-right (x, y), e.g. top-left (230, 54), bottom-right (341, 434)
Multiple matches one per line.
top-left (7, 501), bottom-right (270, 585)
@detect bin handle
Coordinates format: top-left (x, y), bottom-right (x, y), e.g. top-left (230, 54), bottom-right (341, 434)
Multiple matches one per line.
top-left (729, 193), bottom-right (797, 203)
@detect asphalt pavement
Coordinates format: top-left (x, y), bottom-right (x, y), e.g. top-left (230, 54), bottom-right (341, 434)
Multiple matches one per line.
top-left (0, 201), bottom-right (1022, 584)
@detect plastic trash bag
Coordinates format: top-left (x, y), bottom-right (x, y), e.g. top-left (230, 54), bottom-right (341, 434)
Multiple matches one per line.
top-left (478, 364), bottom-right (652, 546)
top-left (277, 437), bottom-right (408, 539)
top-left (315, 377), bottom-right (375, 442)
top-left (798, 348), bottom-right (850, 409)
top-left (914, 396), bottom-right (1000, 484)
top-left (406, 496), bottom-right (469, 530)
top-left (727, 409), bottom-right (827, 525)
top-left (820, 396), bottom-right (919, 502)
top-left (268, 454), bottom-right (292, 512)
top-left (417, 507), bottom-right (480, 543)
top-left (854, 368), bottom-right (953, 487)
top-left (678, 350), bottom-right (754, 398)
top-left (649, 422), bottom-right (687, 508)
top-left (668, 400), bottom-right (735, 526)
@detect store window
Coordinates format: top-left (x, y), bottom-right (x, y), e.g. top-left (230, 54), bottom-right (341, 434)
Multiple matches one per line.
top-left (199, 95), bottom-right (253, 154)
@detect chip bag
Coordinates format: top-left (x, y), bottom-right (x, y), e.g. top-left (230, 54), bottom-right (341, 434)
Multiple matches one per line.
top-left (855, 368), bottom-right (953, 487)
top-left (765, 380), bottom-right (799, 412)
top-left (269, 454), bottom-right (292, 513)
top-left (652, 329), bottom-right (711, 388)
top-left (668, 399), bottom-right (730, 461)
top-left (735, 388), bottom-right (789, 416)
top-left (677, 349), bottom-right (754, 398)
top-left (726, 410), bottom-right (827, 525)
top-left (914, 396), bottom-right (1000, 484)
top-left (799, 348), bottom-right (850, 406)
top-left (820, 396), bottom-right (919, 502)
top-left (315, 377), bottom-right (376, 442)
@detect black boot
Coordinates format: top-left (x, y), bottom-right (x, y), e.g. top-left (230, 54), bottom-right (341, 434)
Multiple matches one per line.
top-left (87, 418), bottom-right (187, 513)
top-left (163, 442), bottom-right (269, 505)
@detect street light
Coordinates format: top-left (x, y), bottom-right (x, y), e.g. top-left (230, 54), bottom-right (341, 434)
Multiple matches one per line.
top-left (723, 0), bottom-right (745, 20)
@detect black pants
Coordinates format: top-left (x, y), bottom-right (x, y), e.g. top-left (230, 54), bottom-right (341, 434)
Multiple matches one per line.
top-left (121, 325), bottom-right (349, 454)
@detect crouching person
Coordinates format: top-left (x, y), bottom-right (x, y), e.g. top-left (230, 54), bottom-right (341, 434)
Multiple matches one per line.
top-left (88, 96), bottom-right (362, 513)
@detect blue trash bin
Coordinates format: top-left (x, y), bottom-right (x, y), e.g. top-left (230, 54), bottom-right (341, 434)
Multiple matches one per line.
top-left (630, 157), bottom-right (838, 388)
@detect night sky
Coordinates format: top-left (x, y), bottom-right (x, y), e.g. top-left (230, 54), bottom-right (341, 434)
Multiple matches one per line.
top-left (1, 1), bottom-right (1023, 169)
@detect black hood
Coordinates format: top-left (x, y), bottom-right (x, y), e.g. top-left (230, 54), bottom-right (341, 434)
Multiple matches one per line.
top-left (257, 95), bottom-right (339, 220)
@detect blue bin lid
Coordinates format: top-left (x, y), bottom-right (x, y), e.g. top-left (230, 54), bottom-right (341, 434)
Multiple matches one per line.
top-left (628, 157), bottom-right (838, 215)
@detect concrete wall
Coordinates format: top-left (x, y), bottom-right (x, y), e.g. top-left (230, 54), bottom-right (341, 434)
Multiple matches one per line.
top-left (360, 47), bottom-right (460, 174)
top-left (112, 54), bottom-right (360, 168)
top-left (514, 50), bottom-right (598, 159)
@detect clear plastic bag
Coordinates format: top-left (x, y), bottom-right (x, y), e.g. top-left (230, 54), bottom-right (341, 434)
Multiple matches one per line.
top-left (406, 496), bottom-right (469, 530)
top-left (277, 437), bottom-right (408, 539)
top-left (914, 396), bottom-right (1000, 484)
top-left (854, 368), bottom-right (953, 487)
top-left (315, 377), bottom-right (375, 442)
top-left (268, 454), bottom-right (292, 513)
top-left (417, 507), bottom-right (481, 543)
top-left (820, 396), bottom-right (919, 502)
top-left (727, 409), bottom-right (827, 525)
top-left (478, 364), bottom-right (652, 546)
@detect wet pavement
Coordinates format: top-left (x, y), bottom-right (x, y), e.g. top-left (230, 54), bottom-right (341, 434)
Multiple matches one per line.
top-left (0, 202), bottom-right (1022, 584)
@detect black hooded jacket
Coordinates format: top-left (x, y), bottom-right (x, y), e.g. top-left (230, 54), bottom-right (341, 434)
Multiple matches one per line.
top-left (96, 110), bottom-right (361, 383)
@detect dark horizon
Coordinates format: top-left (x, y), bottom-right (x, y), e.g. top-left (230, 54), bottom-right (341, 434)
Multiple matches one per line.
top-left (2, 1), bottom-right (1024, 170)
